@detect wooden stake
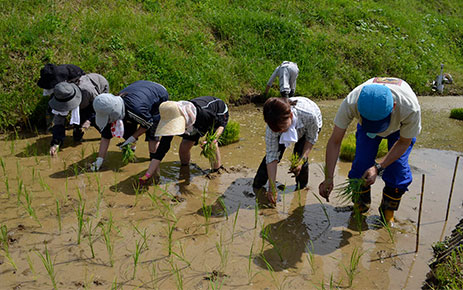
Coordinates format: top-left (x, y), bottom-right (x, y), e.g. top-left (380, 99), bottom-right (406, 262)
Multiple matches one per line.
top-left (444, 156), bottom-right (460, 222)
top-left (416, 174), bottom-right (425, 253)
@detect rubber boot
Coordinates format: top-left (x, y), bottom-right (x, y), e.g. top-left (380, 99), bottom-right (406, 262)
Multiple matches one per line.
top-left (353, 185), bottom-right (371, 214)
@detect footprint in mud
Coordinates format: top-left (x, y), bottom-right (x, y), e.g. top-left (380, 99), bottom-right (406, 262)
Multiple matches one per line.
top-left (203, 270), bottom-right (228, 281)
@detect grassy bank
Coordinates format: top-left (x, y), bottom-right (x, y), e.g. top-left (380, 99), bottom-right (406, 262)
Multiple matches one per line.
top-left (1, 0), bottom-right (463, 130)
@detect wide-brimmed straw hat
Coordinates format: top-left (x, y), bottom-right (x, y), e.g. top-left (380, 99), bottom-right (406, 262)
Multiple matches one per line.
top-left (48, 82), bottom-right (82, 112)
top-left (155, 101), bottom-right (186, 136)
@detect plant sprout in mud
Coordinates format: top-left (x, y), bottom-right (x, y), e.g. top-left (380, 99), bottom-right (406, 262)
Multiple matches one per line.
top-left (85, 218), bottom-right (96, 258)
top-left (21, 186), bottom-right (42, 227)
top-left (289, 152), bottom-right (304, 172)
top-left (75, 189), bottom-right (86, 245)
top-left (342, 247), bottom-right (364, 288)
top-left (100, 222), bottom-right (114, 267)
top-left (132, 240), bottom-right (142, 279)
top-left (336, 178), bottom-right (366, 233)
top-left (36, 244), bottom-right (57, 290)
top-left (202, 189), bottom-right (212, 234)
top-left (306, 240), bottom-right (316, 273)
top-left (1, 224), bottom-right (17, 270)
top-left (215, 230), bottom-right (229, 271)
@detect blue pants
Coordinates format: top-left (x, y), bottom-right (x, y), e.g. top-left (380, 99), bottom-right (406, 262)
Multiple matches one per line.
top-left (348, 124), bottom-right (416, 190)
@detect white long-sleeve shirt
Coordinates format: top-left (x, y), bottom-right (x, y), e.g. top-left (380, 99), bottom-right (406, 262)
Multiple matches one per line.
top-left (267, 61), bottom-right (299, 94)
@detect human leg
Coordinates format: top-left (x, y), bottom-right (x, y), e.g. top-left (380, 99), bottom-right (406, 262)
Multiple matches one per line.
top-left (253, 143), bottom-right (286, 188)
top-left (293, 137), bottom-right (309, 189)
top-left (179, 139), bottom-right (195, 166)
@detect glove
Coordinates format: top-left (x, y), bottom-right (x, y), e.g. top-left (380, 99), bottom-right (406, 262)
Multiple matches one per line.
top-left (90, 157), bottom-right (104, 172)
top-left (117, 136), bottom-right (137, 150)
top-left (49, 145), bottom-right (59, 157)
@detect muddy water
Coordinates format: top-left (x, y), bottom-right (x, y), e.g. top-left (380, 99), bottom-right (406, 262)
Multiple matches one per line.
top-left (0, 97), bottom-right (462, 289)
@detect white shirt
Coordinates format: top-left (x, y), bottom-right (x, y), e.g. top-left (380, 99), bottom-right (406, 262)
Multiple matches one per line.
top-left (267, 61), bottom-right (299, 93)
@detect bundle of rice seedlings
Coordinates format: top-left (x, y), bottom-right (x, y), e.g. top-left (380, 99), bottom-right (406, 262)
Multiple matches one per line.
top-left (121, 144), bottom-right (136, 165)
top-left (450, 108), bottom-right (463, 120)
top-left (289, 152), bottom-right (305, 172)
top-left (335, 178), bottom-right (366, 205)
top-left (200, 130), bottom-right (218, 167)
top-left (219, 121), bottom-right (240, 146)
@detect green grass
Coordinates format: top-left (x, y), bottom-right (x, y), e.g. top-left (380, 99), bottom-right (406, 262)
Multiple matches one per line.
top-left (450, 108), bottom-right (463, 120)
top-left (340, 133), bottom-right (388, 162)
top-left (219, 120), bottom-right (240, 146)
top-left (1, 0), bottom-right (463, 130)
top-left (429, 245), bottom-right (463, 289)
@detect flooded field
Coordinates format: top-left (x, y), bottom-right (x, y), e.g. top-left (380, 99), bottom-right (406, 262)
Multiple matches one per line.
top-left (0, 96), bottom-right (462, 289)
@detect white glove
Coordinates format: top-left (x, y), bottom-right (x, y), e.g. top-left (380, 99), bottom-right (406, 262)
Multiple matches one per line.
top-left (118, 136), bottom-right (137, 149)
top-left (49, 145), bottom-right (59, 157)
top-left (90, 157), bottom-right (104, 172)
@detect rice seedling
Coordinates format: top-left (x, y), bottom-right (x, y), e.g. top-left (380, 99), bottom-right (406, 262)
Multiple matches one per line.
top-left (231, 204), bottom-right (240, 242)
top-left (133, 183), bottom-right (143, 207)
top-left (47, 155), bottom-right (51, 168)
top-left (75, 189), bottom-right (86, 244)
top-left (260, 253), bottom-right (285, 290)
top-left (55, 199), bottom-right (61, 233)
top-left (217, 197), bottom-right (228, 220)
top-left (247, 243), bottom-right (256, 284)
top-left (218, 120), bottom-right (240, 146)
top-left (62, 159), bottom-right (67, 172)
top-left (10, 139), bottom-right (15, 155)
top-left (306, 240), bottom-right (316, 273)
top-left (341, 247), bottom-right (364, 288)
top-left (379, 211), bottom-right (395, 244)
top-left (16, 177), bottom-right (23, 205)
top-left (111, 277), bottom-right (119, 290)
top-left (172, 241), bottom-right (191, 267)
top-left (80, 145), bottom-right (86, 160)
top-left (27, 252), bottom-right (37, 280)
top-left (336, 178), bottom-right (366, 233)
top-left (202, 188), bottom-right (212, 234)
top-left (21, 186), bottom-right (42, 227)
top-left (132, 240), bottom-right (142, 279)
top-left (0, 157), bottom-right (5, 175)
top-left (312, 192), bottom-right (331, 225)
top-left (100, 222), bottom-right (114, 267)
top-left (95, 174), bottom-right (104, 217)
top-left (150, 263), bottom-right (159, 289)
top-left (254, 202), bottom-right (259, 229)
top-left (167, 220), bottom-right (178, 256)
top-left (85, 218), bottom-right (96, 258)
top-left (132, 223), bottom-right (149, 251)
top-left (4, 177), bottom-right (10, 198)
top-left (0, 224), bottom-right (17, 270)
top-left (261, 224), bottom-right (282, 261)
top-left (289, 152), bottom-right (305, 172)
top-left (38, 173), bottom-right (51, 193)
top-left (72, 163), bottom-right (80, 177)
top-left (121, 144), bottom-right (136, 165)
top-left (169, 258), bottom-right (184, 290)
top-left (215, 230), bottom-right (229, 271)
top-left (31, 167), bottom-right (36, 183)
top-left (36, 244), bottom-right (57, 289)
top-left (200, 129), bottom-right (218, 167)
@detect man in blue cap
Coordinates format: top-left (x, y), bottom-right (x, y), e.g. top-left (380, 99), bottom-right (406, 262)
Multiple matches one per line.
top-left (318, 77), bottom-right (421, 224)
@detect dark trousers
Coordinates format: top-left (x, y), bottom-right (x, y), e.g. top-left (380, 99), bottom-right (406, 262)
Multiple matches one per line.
top-left (253, 137), bottom-right (309, 189)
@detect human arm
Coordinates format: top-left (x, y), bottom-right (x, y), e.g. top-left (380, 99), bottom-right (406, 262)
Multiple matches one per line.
top-left (319, 125), bottom-right (346, 202)
top-left (362, 136), bottom-right (412, 185)
top-left (49, 114), bottom-right (67, 156)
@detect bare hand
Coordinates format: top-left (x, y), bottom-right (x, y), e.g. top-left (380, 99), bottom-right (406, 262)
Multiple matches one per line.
top-left (288, 165), bottom-right (302, 178)
top-left (266, 190), bottom-right (277, 205)
top-left (49, 145), bottom-right (59, 157)
top-left (319, 180), bottom-right (334, 202)
top-left (362, 166), bottom-right (378, 186)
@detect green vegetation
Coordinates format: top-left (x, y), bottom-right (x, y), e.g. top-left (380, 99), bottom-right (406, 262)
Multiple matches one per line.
top-left (340, 133), bottom-right (388, 162)
top-left (1, 0), bottom-right (463, 130)
top-left (200, 130), bottom-right (218, 167)
top-left (219, 120), bottom-right (240, 146)
top-left (121, 144), bottom-right (136, 165)
top-left (450, 108), bottom-right (463, 120)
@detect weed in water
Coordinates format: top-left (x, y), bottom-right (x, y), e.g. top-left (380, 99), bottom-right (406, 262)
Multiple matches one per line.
top-left (36, 244), bottom-right (57, 289)
top-left (231, 204), bottom-right (240, 242)
top-left (0, 224), bottom-right (17, 270)
top-left (306, 240), bottom-right (316, 273)
top-left (100, 222), bottom-right (114, 267)
top-left (85, 218), bottom-right (96, 258)
top-left (200, 128), bottom-right (218, 168)
top-left (342, 247), bottom-right (364, 288)
top-left (132, 240), bottom-right (142, 279)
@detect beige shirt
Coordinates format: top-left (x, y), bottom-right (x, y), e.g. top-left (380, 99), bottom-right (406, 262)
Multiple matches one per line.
top-left (334, 77), bottom-right (421, 138)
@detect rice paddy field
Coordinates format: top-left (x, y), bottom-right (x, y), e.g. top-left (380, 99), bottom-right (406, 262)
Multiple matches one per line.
top-left (0, 96), bottom-right (462, 289)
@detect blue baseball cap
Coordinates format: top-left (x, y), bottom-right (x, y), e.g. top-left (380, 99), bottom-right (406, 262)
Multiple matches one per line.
top-left (357, 84), bottom-right (394, 133)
